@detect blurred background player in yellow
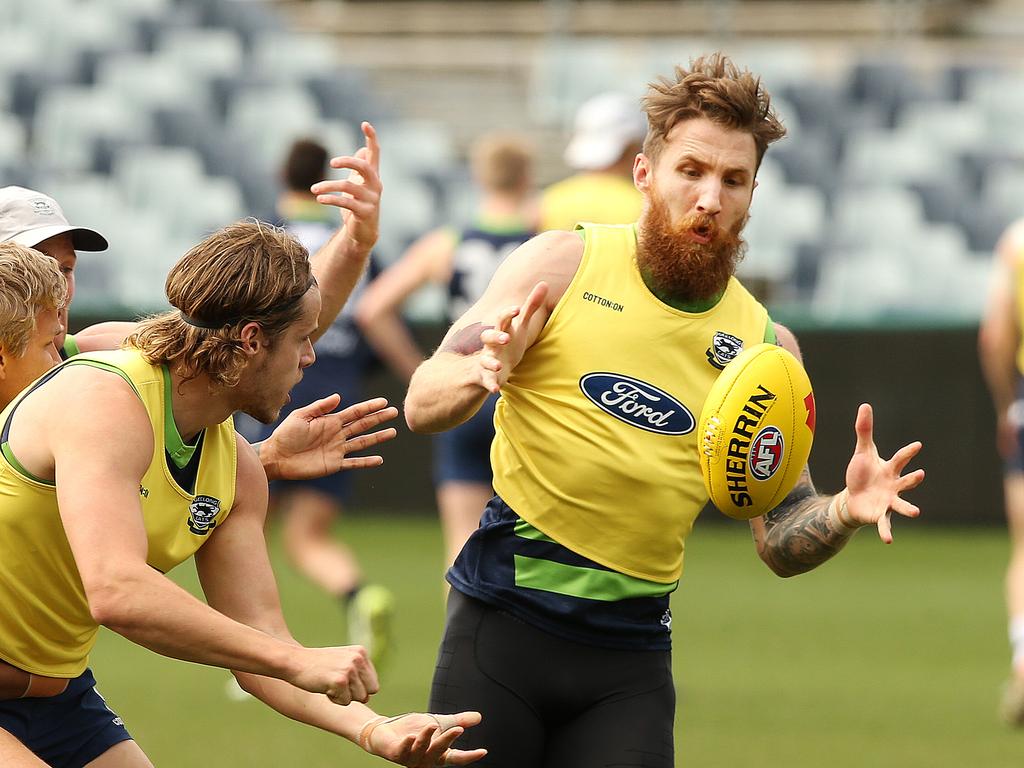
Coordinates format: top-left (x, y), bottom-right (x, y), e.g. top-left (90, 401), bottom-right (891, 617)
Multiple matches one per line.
top-left (979, 217), bottom-right (1024, 726)
top-left (0, 227), bottom-right (485, 768)
top-left (539, 91), bottom-right (645, 232)
top-left (253, 136), bottom-right (395, 666)
top-left (405, 54), bottom-right (925, 766)
top-left (357, 133), bottom-right (537, 568)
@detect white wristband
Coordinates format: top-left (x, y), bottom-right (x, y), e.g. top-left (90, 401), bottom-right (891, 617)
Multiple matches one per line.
top-left (827, 489), bottom-right (860, 534)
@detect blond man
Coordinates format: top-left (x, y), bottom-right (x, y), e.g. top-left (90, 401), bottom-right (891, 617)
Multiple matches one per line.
top-left (0, 243), bottom-right (66, 408)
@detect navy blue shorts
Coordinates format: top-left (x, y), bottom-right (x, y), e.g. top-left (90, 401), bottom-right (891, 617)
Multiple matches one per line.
top-left (1007, 380), bottom-right (1024, 473)
top-left (433, 394), bottom-right (497, 486)
top-left (258, 372), bottom-right (362, 504)
top-left (0, 668), bottom-right (132, 768)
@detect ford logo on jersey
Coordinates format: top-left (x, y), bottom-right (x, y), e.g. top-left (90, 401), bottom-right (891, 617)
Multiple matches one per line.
top-left (579, 373), bottom-right (695, 435)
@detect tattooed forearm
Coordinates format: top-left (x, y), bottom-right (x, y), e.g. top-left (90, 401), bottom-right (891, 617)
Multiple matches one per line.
top-left (439, 323), bottom-right (493, 356)
top-left (758, 473), bottom-right (857, 577)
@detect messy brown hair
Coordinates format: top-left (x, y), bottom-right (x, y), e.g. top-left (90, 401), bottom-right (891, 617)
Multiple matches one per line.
top-left (0, 243), bottom-right (67, 357)
top-left (642, 52), bottom-right (786, 169)
top-left (126, 220), bottom-right (314, 388)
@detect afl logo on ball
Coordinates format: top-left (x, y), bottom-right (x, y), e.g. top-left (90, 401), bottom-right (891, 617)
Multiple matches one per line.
top-left (579, 372), bottom-right (694, 435)
top-left (750, 426), bottom-right (784, 480)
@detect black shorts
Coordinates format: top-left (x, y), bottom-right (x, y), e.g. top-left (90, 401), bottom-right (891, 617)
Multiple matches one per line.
top-left (1008, 381), bottom-right (1024, 473)
top-left (429, 590), bottom-right (675, 767)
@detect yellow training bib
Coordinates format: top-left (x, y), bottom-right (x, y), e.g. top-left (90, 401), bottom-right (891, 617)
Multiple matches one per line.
top-left (492, 223), bottom-right (770, 583)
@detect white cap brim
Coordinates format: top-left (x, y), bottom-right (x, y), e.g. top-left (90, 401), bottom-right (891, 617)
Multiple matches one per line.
top-left (9, 224), bottom-right (108, 252)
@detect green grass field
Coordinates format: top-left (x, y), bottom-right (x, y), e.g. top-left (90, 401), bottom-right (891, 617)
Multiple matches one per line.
top-left (90, 516), bottom-right (1023, 767)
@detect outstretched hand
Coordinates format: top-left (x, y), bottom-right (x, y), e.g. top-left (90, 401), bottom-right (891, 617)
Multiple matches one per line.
top-left (261, 394), bottom-right (398, 481)
top-left (311, 121), bottom-right (382, 253)
top-left (361, 712), bottom-right (487, 767)
top-left (477, 281), bottom-right (548, 393)
top-left (842, 403), bottom-right (925, 543)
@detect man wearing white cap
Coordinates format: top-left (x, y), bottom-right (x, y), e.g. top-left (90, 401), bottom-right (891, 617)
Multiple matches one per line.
top-left (0, 185), bottom-right (109, 356)
top-left (539, 91), bottom-right (646, 232)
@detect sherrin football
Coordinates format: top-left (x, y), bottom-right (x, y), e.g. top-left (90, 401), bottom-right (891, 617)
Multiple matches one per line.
top-left (699, 343), bottom-right (816, 520)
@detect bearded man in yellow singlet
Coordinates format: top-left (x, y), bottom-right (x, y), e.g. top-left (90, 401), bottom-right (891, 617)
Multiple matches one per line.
top-left (406, 54), bottom-right (926, 767)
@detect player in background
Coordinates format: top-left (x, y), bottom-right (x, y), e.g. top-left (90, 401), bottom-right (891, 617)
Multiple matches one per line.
top-left (254, 137), bottom-right (394, 667)
top-left (539, 91), bottom-right (646, 232)
top-left (405, 54), bottom-right (925, 766)
top-left (979, 217), bottom-right (1024, 725)
top-left (356, 133), bottom-right (537, 568)
top-left (0, 227), bottom-right (486, 768)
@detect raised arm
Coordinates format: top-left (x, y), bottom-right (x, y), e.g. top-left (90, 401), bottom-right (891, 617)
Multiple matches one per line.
top-left (355, 227), bottom-right (458, 383)
top-left (403, 229), bottom-right (580, 434)
top-left (308, 121), bottom-right (383, 344)
top-left (979, 221), bottom-right (1024, 458)
top-left (749, 324), bottom-right (926, 577)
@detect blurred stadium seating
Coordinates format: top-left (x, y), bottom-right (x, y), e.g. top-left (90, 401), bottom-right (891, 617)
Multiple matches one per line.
top-left (2, 0), bottom-right (1022, 324)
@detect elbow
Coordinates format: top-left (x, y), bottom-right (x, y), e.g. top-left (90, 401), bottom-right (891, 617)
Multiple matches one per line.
top-left (757, 550), bottom-right (804, 579)
top-left (86, 585), bottom-right (128, 628)
top-left (353, 301), bottom-right (376, 332)
top-left (83, 571), bottom-right (143, 629)
top-left (403, 398), bottom-right (433, 434)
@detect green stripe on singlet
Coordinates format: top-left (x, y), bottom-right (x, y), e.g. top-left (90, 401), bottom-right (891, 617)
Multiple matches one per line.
top-left (513, 519), bottom-right (557, 542)
top-left (1, 441), bottom-right (49, 485)
top-left (513, 555), bottom-right (677, 602)
top-left (161, 365), bottom-right (198, 469)
top-left (513, 518), bottom-right (677, 600)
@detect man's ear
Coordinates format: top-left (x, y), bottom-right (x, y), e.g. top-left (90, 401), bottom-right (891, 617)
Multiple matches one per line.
top-left (633, 153), bottom-right (651, 193)
top-left (238, 322), bottom-right (264, 355)
top-left (0, 347), bottom-right (8, 380)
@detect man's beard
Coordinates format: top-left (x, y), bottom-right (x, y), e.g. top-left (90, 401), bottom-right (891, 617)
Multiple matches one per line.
top-left (636, 193), bottom-right (747, 305)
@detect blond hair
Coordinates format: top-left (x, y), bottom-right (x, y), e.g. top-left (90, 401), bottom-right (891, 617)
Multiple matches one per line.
top-left (0, 242), bottom-right (67, 357)
top-left (126, 220), bottom-right (314, 388)
top-left (470, 133), bottom-right (534, 194)
top-left (642, 52), bottom-right (786, 168)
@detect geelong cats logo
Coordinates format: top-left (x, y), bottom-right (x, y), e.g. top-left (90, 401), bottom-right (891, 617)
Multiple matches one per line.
top-left (187, 495), bottom-right (221, 535)
top-left (579, 373), bottom-right (694, 436)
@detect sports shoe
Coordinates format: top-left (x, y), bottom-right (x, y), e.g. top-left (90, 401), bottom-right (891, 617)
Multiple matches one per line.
top-left (347, 584), bottom-right (396, 671)
top-left (999, 677), bottom-right (1024, 726)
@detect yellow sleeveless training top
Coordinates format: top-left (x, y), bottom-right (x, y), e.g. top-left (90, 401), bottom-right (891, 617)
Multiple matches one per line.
top-left (491, 223), bottom-right (770, 583)
top-left (0, 349), bottom-right (237, 677)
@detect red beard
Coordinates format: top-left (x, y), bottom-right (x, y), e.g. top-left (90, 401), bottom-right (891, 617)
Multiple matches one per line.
top-left (635, 193), bottom-right (747, 305)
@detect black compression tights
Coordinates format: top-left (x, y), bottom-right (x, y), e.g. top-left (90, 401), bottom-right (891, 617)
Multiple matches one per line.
top-left (429, 590), bottom-right (676, 767)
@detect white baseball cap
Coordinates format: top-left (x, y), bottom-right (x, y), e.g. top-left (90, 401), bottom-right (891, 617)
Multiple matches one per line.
top-left (0, 186), bottom-right (108, 251)
top-left (563, 92), bottom-right (647, 172)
